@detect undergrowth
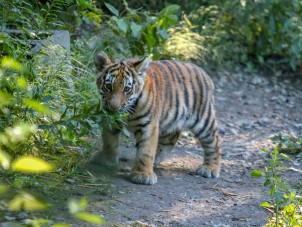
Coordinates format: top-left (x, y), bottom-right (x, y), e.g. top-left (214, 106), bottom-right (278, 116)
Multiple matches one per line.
top-left (252, 135), bottom-right (302, 226)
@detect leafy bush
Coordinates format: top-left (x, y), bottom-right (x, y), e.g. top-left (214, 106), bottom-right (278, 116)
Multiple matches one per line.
top-left (0, 0), bottom-right (102, 32)
top-left (188, 0), bottom-right (302, 71)
top-left (92, 2), bottom-right (180, 59)
top-left (0, 35), bottom-right (107, 226)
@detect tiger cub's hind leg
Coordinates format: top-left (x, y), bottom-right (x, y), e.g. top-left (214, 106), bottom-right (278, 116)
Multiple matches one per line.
top-left (154, 132), bottom-right (180, 164)
top-left (191, 105), bottom-right (222, 178)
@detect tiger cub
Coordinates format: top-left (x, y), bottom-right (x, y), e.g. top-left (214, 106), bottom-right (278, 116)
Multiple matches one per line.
top-left (92, 51), bottom-right (222, 185)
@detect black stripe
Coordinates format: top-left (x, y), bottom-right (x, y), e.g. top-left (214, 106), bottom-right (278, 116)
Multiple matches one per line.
top-left (134, 129), bottom-right (141, 137)
top-left (129, 102), bottom-right (153, 122)
top-left (129, 84), bottom-right (153, 122)
top-left (139, 159), bottom-right (146, 166)
top-left (169, 61), bottom-right (183, 85)
top-left (142, 153), bottom-right (153, 159)
top-left (196, 107), bottom-right (212, 138)
top-left (156, 62), bottom-right (171, 119)
top-left (106, 63), bottom-right (120, 73)
top-left (159, 142), bottom-right (175, 146)
top-left (160, 132), bottom-right (178, 140)
top-left (132, 119), bottom-right (151, 129)
top-left (162, 61), bottom-right (180, 123)
top-left (135, 137), bottom-right (148, 149)
top-left (200, 125), bottom-right (217, 143)
top-left (173, 92), bottom-right (179, 122)
top-left (191, 71), bottom-right (209, 127)
top-left (180, 64), bottom-right (191, 108)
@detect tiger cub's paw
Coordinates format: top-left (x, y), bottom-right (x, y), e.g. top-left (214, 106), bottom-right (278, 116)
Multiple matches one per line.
top-left (130, 171), bottom-right (157, 185)
top-left (89, 152), bottom-right (118, 171)
top-left (196, 164), bottom-right (220, 178)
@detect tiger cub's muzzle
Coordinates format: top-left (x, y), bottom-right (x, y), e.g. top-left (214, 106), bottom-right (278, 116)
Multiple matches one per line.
top-left (104, 93), bottom-right (125, 113)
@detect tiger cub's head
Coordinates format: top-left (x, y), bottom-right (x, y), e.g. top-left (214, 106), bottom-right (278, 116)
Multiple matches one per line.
top-left (94, 51), bottom-right (149, 114)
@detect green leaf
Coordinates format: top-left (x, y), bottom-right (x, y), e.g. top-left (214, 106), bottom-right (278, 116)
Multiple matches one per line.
top-left (160, 4), bottom-right (180, 16)
top-left (60, 106), bottom-right (68, 120)
top-left (1, 123), bottom-right (36, 146)
top-left (17, 77), bottom-right (28, 89)
top-left (0, 150), bottom-right (10, 170)
top-left (130, 22), bottom-right (142, 38)
top-left (78, 197), bottom-right (88, 210)
top-left (0, 91), bottom-right (14, 107)
top-left (159, 29), bottom-right (168, 39)
top-left (11, 156), bottom-right (55, 173)
top-left (273, 148), bottom-right (279, 155)
top-left (283, 204), bottom-right (296, 214)
top-left (105, 3), bottom-right (119, 16)
top-left (280, 153), bottom-right (292, 161)
top-left (68, 197), bottom-right (88, 214)
top-left (251, 170), bottom-right (263, 177)
top-left (269, 13), bottom-right (275, 34)
top-left (0, 184), bottom-right (9, 194)
top-left (117, 18), bottom-right (128, 34)
top-left (264, 179), bottom-right (271, 186)
top-left (53, 224), bottom-right (71, 227)
top-left (143, 25), bottom-right (157, 52)
top-left (74, 212), bottom-right (105, 224)
top-left (8, 192), bottom-right (50, 211)
top-left (260, 148), bottom-right (269, 153)
top-left (1, 57), bottom-right (22, 71)
top-left (260, 201), bottom-right (271, 208)
top-left (23, 99), bottom-right (51, 115)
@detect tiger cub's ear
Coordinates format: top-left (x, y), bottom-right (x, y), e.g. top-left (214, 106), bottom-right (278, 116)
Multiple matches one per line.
top-left (95, 51), bottom-right (111, 71)
top-left (133, 57), bottom-right (149, 77)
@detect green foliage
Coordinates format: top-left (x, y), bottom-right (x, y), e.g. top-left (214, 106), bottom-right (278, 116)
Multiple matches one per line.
top-left (0, 0), bottom-right (102, 31)
top-left (188, 0), bottom-right (302, 71)
top-left (252, 144), bottom-right (302, 226)
top-left (272, 134), bottom-right (302, 155)
top-left (162, 20), bottom-right (207, 64)
top-left (94, 1), bottom-right (180, 59)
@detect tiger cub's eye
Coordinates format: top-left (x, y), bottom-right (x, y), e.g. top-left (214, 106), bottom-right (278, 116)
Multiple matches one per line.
top-left (104, 83), bottom-right (112, 91)
top-left (124, 86), bottom-right (131, 93)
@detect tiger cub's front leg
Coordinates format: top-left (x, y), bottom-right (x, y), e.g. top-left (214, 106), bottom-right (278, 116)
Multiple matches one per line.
top-left (131, 125), bottom-right (158, 185)
top-left (90, 120), bottom-right (121, 168)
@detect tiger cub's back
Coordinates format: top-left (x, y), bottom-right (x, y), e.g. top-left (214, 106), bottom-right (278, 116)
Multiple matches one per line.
top-left (143, 60), bottom-right (215, 133)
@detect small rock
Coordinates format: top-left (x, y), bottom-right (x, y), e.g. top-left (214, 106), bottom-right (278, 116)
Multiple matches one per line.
top-left (296, 124), bottom-right (302, 129)
top-left (234, 119), bottom-right (254, 127)
top-left (229, 128), bottom-right (239, 135)
top-left (256, 118), bottom-right (271, 126)
top-left (65, 178), bottom-right (75, 184)
top-left (4, 216), bottom-right (16, 221)
top-left (251, 76), bottom-right (262, 85)
top-left (233, 91), bottom-right (243, 96)
top-left (16, 212), bottom-right (28, 220)
top-left (265, 87), bottom-right (273, 93)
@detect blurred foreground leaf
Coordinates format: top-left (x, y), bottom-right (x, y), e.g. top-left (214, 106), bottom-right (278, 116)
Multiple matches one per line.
top-left (8, 192), bottom-right (50, 211)
top-left (0, 150), bottom-right (11, 169)
top-left (74, 212), bottom-right (105, 224)
top-left (11, 156), bottom-right (55, 172)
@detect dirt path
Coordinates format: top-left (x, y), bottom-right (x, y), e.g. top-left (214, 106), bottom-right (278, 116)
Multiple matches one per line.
top-left (73, 72), bottom-right (302, 226)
